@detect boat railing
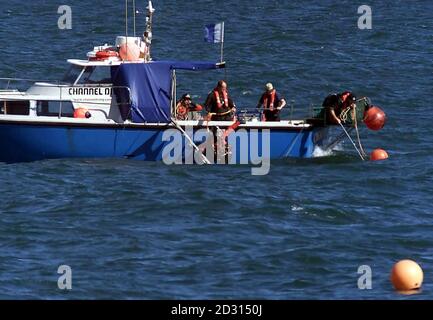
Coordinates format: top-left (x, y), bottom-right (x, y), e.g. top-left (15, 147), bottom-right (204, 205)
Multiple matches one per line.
top-left (0, 77), bottom-right (65, 91)
top-left (234, 97), bottom-right (369, 124)
top-left (0, 77), bottom-right (132, 105)
top-left (0, 77), bottom-right (112, 87)
top-left (235, 100), bottom-right (311, 122)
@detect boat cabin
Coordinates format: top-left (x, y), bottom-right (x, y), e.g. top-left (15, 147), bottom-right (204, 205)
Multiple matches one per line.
top-left (0, 57), bottom-right (129, 122)
top-left (0, 45), bottom-right (226, 125)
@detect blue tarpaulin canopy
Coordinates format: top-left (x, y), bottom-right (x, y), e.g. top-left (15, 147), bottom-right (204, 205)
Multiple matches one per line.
top-left (111, 61), bottom-right (224, 123)
top-left (161, 60), bottom-right (225, 71)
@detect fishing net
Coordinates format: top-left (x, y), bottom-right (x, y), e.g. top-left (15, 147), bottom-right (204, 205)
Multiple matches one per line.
top-left (343, 97), bottom-right (370, 125)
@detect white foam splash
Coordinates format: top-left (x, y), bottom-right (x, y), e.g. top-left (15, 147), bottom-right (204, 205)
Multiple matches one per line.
top-left (291, 205), bottom-right (304, 212)
top-left (313, 146), bottom-right (335, 158)
top-left (313, 141), bottom-right (345, 158)
top-left (333, 143), bottom-right (344, 151)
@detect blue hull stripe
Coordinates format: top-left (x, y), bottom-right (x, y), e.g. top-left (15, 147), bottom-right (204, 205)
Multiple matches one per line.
top-left (0, 123), bottom-right (328, 163)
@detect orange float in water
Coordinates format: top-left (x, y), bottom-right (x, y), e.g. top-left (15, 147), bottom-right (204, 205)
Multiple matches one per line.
top-left (74, 108), bottom-right (91, 119)
top-left (391, 260), bottom-right (423, 291)
top-left (364, 106), bottom-right (386, 131)
top-left (119, 43), bottom-right (141, 61)
top-left (370, 148), bottom-right (389, 161)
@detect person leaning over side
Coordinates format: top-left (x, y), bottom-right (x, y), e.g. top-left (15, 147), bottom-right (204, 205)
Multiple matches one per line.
top-left (204, 80), bottom-right (236, 121)
top-left (256, 83), bottom-right (286, 122)
top-left (322, 91), bottom-right (356, 125)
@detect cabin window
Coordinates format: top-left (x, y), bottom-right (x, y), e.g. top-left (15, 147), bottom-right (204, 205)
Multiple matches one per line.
top-left (76, 66), bottom-right (112, 85)
top-left (37, 101), bottom-right (74, 117)
top-left (62, 65), bottom-right (84, 84)
top-left (1, 100), bottom-right (30, 115)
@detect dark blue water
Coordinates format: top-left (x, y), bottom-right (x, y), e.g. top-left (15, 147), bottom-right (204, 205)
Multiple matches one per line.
top-left (0, 0), bottom-right (432, 299)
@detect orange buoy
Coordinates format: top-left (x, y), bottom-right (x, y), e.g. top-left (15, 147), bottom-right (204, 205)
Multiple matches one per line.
top-left (370, 148), bottom-right (389, 161)
top-left (74, 108), bottom-right (91, 119)
top-left (364, 106), bottom-right (386, 131)
top-left (391, 260), bottom-right (423, 291)
top-left (119, 43), bottom-right (141, 61)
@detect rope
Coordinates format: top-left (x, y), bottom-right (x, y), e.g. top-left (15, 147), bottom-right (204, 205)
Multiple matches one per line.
top-left (170, 118), bottom-right (211, 164)
top-left (340, 107), bottom-right (351, 123)
top-left (339, 122), bottom-right (365, 161)
top-left (207, 109), bottom-right (233, 117)
top-left (339, 105), bottom-right (366, 157)
top-left (324, 127), bottom-right (354, 150)
top-left (353, 105), bottom-right (367, 158)
top-left (204, 109), bottom-right (233, 133)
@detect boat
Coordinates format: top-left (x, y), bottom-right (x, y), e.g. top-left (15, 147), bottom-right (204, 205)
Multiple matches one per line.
top-left (0, 1), bottom-right (382, 168)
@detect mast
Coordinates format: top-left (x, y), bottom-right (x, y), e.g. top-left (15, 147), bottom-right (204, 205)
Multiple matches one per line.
top-left (143, 1), bottom-right (155, 62)
top-left (125, 0), bottom-right (128, 39)
top-left (133, 0), bottom-right (136, 37)
top-left (220, 21), bottom-right (225, 63)
top-left (125, 0), bottom-right (128, 61)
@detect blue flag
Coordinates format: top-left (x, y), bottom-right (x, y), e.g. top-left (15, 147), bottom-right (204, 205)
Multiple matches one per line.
top-left (204, 22), bottom-right (224, 43)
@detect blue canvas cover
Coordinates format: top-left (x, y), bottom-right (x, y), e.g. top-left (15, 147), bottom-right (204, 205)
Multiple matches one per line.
top-left (161, 61), bottom-right (224, 71)
top-left (111, 63), bottom-right (171, 123)
top-left (111, 61), bottom-right (223, 123)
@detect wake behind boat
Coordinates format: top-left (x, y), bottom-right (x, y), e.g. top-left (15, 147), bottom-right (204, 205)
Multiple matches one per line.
top-left (0, 1), bottom-right (386, 165)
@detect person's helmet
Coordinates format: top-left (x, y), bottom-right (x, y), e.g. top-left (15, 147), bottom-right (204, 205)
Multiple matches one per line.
top-left (265, 83), bottom-right (274, 91)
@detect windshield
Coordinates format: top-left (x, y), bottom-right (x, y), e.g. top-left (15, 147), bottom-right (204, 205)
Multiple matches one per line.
top-left (61, 65), bottom-right (112, 85)
top-left (79, 66), bottom-right (112, 85)
top-left (62, 65), bottom-right (84, 84)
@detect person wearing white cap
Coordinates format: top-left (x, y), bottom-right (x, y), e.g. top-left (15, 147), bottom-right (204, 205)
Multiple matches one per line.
top-left (256, 83), bottom-right (286, 121)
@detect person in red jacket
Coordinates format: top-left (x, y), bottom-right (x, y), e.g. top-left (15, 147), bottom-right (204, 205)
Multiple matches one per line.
top-left (204, 80), bottom-right (236, 121)
top-left (256, 83), bottom-right (286, 122)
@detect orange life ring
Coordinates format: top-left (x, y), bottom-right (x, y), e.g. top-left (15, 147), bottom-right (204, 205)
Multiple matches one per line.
top-left (94, 50), bottom-right (119, 61)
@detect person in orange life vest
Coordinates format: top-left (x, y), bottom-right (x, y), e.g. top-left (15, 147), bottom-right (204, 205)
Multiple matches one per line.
top-left (256, 83), bottom-right (286, 122)
top-left (175, 94), bottom-right (203, 120)
top-left (322, 91), bottom-right (356, 124)
top-left (204, 80), bottom-right (236, 121)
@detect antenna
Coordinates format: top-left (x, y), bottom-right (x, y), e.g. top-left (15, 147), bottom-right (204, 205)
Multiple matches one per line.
top-left (124, 0), bottom-right (129, 62)
top-left (143, 1), bottom-right (155, 61)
